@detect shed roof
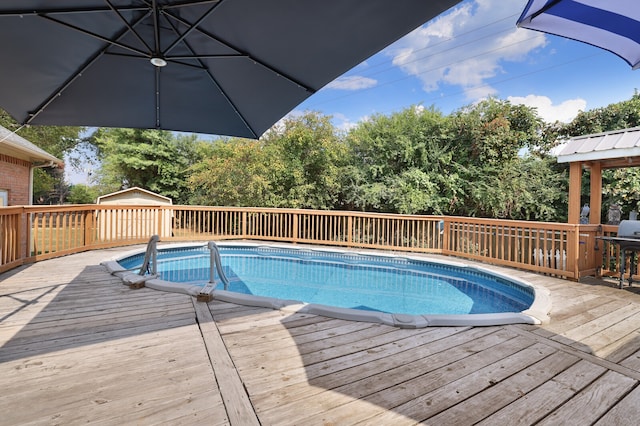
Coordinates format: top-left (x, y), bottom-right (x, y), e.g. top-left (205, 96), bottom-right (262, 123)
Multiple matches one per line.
top-left (0, 125), bottom-right (63, 165)
top-left (96, 187), bottom-right (172, 204)
top-left (556, 127), bottom-right (640, 167)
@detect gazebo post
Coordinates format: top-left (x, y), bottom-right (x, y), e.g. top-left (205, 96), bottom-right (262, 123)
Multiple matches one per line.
top-left (568, 161), bottom-right (582, 224)
top-left (589, 162), bottom-right (602, 225)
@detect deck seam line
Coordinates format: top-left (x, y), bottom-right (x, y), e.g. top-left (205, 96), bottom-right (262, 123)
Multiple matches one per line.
top-left (192, 298), bottom-right (261, 426)
top-left (507, 325), bottom-right (640, 381)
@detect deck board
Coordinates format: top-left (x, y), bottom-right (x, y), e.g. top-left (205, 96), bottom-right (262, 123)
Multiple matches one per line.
top-left (4, 247), bottom-right (640, 424)
top-left (477, 360), bottom-right (608, 425)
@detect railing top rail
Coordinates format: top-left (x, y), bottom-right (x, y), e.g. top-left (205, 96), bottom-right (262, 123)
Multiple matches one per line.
top-left (447, 216), bottom-right (588, 230)
top-left (23, 204), bottom-right (169, 213)
top-left (23, 204), bottom-right (101, 213)
top-left (10, 204), bottom-right (619, 232)
top-left (166, 205), bottom-right (446, 220)
top-left (0, 206), bottom-right (24, 215)
top-left (602, 224), bottom-right (621, 233)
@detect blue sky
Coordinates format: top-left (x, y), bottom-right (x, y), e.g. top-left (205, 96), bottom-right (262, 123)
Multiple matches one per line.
top-left (292, 0), bottom-right (640, 132)
top-left (67, 0), bottom-right (640, 184)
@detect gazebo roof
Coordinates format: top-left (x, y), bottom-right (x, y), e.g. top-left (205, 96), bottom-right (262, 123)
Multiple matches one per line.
top-left (556, 127), bottom-right (640, 168)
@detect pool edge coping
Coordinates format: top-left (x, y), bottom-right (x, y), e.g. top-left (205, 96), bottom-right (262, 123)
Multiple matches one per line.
top-left (101, 241), bottom-right (552, 328)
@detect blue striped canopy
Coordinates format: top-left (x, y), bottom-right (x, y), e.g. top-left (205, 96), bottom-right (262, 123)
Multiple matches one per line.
top-left (517, 0), bottom-right (640, 69)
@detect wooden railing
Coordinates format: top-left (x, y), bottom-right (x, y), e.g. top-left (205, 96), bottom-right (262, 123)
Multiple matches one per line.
top-left (0, 207), bottom-right (24, 273)
top-left (171, 207), bottom-right (443, 252)
top-left (0, 204), bottom-right (612, 279)
top-left (443, 217), bottom-right (600, 279)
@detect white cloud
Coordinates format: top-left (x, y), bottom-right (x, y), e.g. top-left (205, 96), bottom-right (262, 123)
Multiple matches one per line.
top-left (278, 110), bottom-right (364, 133)
top-left (386, 0), bottom-right (546, 101)
top-left (331, 112), bottom-right (361, 132)
top-left (508, 94), bottom-right (586, 123)
top-left (326, 76), bottom-right (377, 91)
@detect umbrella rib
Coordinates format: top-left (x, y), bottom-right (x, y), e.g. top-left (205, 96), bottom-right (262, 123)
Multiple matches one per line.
top-left (167, 54), bottom-right (247, 60)
top-left (40, 14), bottom-right (149, 58)
top-left (160, 9), bottom-right (258, 138)
top-left (152, 0), bottom-right (162, 56)
top-left (162, 10), bottom-right (315, 94)
top-left (162, 1), bottom-right (222, 56)
top-left (0, 5), bottom-right (148, 16)
top-left (162, 0), bottom-right (222, 10)
top-left (105, 0), bottom-right (152, 53)
top-left (25, 12), bottom-right (153, 125)
top-left (103, 51), bottom-right (242, 70)
top-left (527, 0), bottom-right (563, 21)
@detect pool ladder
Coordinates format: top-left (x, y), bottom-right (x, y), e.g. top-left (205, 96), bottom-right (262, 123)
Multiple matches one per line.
top-left (208, 241), bottom-right (230, 290)
top-left (197, 241), bottom-right (229, 302)
top-left (139, 235), bottom-right (160, 276)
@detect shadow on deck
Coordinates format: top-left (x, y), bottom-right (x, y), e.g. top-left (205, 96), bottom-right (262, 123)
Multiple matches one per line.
top-left (3, 248), bottom-right (640, 424)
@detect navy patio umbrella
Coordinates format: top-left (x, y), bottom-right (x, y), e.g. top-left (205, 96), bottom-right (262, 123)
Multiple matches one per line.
top-left (517, 0), bottom-right (640, 70)
top-left (0, 0), bottom-right (461, 139)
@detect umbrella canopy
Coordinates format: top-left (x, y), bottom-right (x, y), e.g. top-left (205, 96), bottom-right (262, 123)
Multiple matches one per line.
top-left (0, 0), bottom-right (461, 138)
top-left (517, 0), bottom-right (640, 70)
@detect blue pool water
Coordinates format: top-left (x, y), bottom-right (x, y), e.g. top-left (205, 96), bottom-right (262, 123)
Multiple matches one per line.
top-left (118, 245), bottom-right (534, 315)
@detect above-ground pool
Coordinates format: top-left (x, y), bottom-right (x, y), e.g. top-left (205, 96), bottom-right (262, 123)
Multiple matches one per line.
top-left (103, 243), bottom-right (550, 328)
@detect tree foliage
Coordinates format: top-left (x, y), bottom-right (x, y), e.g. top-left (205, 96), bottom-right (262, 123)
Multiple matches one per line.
top-left (188, 138), bottom-right (272, 206)
top-left (15, 91), bottom-right (640, 223)
top-left (448, 98), bottom-right (560, 219)
top-left (560, 91), bottom-right (640, 137)
top-left (0, 108), bottom-right (83, 204)
top-left (342, 106), bottom-right (460, 214)
top-left (91, 128), bottom-right (199, 204)
top-left (67, 184), bottom-right (100, 204)
top-left (602, 168), bottom-right (640, 216)
top-left (261, 112), bottom-right (347, 209)
top-left (189, 112), bottom-right (348, 208)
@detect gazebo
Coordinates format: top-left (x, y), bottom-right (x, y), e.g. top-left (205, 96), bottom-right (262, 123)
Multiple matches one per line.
top-left (556, 127), bottom-right (640, 224)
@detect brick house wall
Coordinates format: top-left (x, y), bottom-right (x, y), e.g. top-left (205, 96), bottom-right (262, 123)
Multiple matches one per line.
top-left (0, 153), bottom-right (32, 261)
top-left (0, 153), bottom-right (31, 206)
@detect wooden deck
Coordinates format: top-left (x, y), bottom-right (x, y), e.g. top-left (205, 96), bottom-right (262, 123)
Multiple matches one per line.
top-left (3, 247), bottom-right (640, 425)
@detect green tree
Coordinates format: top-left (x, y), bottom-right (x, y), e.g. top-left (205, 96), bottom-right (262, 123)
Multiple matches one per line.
top-left (92, 128), bottom-right (199, 204)
top-left (67, 184), bottom-right (100, 204)
top-left (0, 108), bottom-right (83, 204)
top-left (188, 138), bottom-right (272, 206)
top-left (261, 111), bottom-right (347, 209)
top-left (189, 112), bottom-right (347, 209)
top-left (451, 98), bottom-right (545, 164)
top-left (602, 168), bottom-right (640, 217)
top-left (343, 106), bottom-right (460, 214)
top-left (449, 98), bottom-right (560, 220)
top-left (560, 91), bottom-right (640, 137)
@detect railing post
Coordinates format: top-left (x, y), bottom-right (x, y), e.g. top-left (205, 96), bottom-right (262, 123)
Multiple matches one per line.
top-left (242, 210), bottom-right (247, 238)
top-left (347, 215), bottom-right (353, 247)
top-left (292, 212), bottom-right (299, 243)
top-left (20, 207), bottom-right (26, 261)
top-left (157, 206), bottom-right (163, 238)
top-left (442, 219), bottom-right (450, 255)
top-left (566, 225), bottom-right (579, 280)
top-left (84, 209), bottom-right (94, 247)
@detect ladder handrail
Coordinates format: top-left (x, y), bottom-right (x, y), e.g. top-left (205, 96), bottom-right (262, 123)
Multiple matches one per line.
top-left (138, 235), bottom-right (160, 276)
top-left (208, 241), bottom-right (230, 290)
